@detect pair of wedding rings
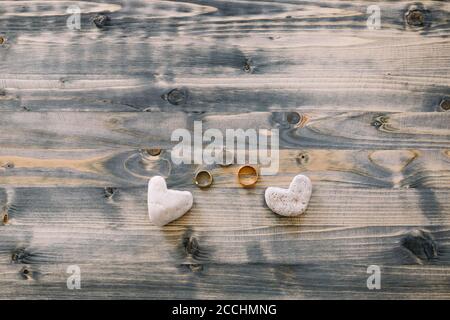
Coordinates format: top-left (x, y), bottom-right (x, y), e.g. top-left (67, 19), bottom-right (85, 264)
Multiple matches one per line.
top-left (145, 148), bottom-right (259, 189)
top-left (194, 165), bottom-right (259, 188)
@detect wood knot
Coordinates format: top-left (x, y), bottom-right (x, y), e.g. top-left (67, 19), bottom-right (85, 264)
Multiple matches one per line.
top-left (2, 212), bottom-right (8, 225)
top-left (401, 229), bottom-right (437, 262)
top-left (162, 88), bottom-right (187, 106)
top-left (406, 10), bottom-right (425, 26)
top-left (2, 205), bottom-right (11, 225)
top-left (286, 112), bottom-right (308, 127)
top-left (286, 112), bottom-right (301, 125)
top-left (371, 116), bottom-right (386, 129)
top-left (0, 36), bottom-right (5, 45)
top-left (405, 5), bottom-right (428, 28)
top-left (243, 60), bottom-right (254, 73)
top-left (188, 263), bottom-right (203, 273)
top-left (296, 152), bottom-right (310, 166)
top-left (371, 115), bottom-right (397, 132)
top-left (12, 248), bottom-right (30, 264)
top-left (20, 266), bottom-right (33, 280)
top-left (440, 99), bottom-right (450, 111)
top-left (93, 14), bottom-right (110, 28)
top-left (183, 236), bottom-right (200, 256)
top-left (2, 162), bottom-right (14, 169)
top-left (145, 148), bottom-right (162, 157)
top-left (104, 187), bottom-right (118, 198)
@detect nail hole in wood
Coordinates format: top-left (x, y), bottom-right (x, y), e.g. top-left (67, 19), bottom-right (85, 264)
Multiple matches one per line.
top-left (296, 152), bottom-right (309, 166)
top-left (3, 162), bottom-right (14, 169)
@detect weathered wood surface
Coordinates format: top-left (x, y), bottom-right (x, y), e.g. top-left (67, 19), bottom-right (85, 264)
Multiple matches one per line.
top-left (1, 148), bottom-right (450, 189)
top-left (1, 186), bottom-right (449, 299)
top-left (0, 0), bottom-right (449, 299)
top-left (0, 111), bottom-right (449, 149)
top-left (0, 1), bottom-right (449, 112)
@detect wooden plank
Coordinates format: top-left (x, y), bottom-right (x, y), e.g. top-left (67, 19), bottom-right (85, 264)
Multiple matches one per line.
top-left (0, 184), bottom-right (449, 299)
top-left (0, 1), bottom-right (448, 112)
top-left (1, 1), bottom-right (449, 34)
top-left (1, 185), bottom-right (449, 230)
top-left (0, 263), bottom-right (449, 299)
top-left (0, 111), bottom-right (448, 150)
top-left (0, 34), bottom-right (448, 112)
top-left (1, 211), bottom-right (449, 266)
top-left (1, 149), bottom-right (450, 189)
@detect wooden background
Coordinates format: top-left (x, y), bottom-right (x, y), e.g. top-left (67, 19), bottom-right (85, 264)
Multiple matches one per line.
top-left (0, 0), bottom-right (449, 299)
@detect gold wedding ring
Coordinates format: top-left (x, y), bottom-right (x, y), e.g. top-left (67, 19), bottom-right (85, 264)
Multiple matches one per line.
top-left (238, 165), bottom-right (259, 187)
top-left (194, 170), bottom-right (213, 188)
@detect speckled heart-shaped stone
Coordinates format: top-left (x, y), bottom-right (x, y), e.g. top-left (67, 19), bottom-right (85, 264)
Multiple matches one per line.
top-left (265, 175), bottom-right (312, 217)
top-left (147, 176), bottom-right (193, 226)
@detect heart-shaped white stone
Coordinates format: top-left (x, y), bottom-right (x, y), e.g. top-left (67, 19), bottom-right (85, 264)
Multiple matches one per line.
top-left (265, 175), bottom-right (312, 217)
top-left (147, 176), bottom-right (193, 226)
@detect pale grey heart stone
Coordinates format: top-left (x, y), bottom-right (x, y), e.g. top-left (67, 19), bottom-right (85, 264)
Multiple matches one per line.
top-left (147, 176), bottom-right (193, 226)
top-left (265, 175), bottom-right (312, 216)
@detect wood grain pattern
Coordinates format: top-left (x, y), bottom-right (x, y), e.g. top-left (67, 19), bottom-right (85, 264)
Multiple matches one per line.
top-left (0, 263), bottom-right (449, 299)
top-left (1, 34), bottom-right (449, 112)
top-left (0, 0), bottom-right (449, 299)
top-left (0, 148), bottom-right (449, 189)
top-left (0, 1), bottom-right (449, 112)
top-left (1, 184), bottom-right (449, 299)
top-left (0, 111), bottom-right (448, 149)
